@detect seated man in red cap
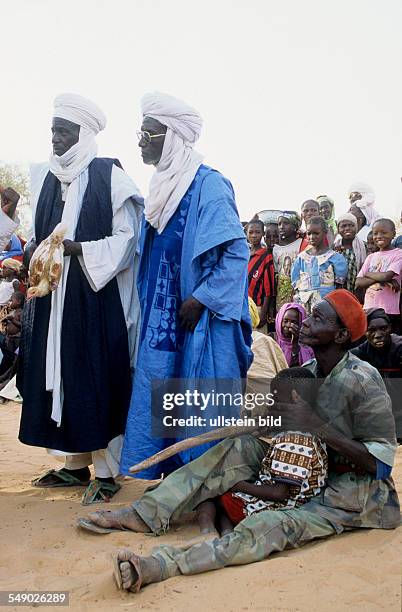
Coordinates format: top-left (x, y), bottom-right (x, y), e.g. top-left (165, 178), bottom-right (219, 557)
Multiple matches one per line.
top-left (78, 290), bottom-right (400, 594)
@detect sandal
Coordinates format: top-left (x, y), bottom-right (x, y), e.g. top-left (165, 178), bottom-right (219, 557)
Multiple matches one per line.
top-left (32, 468), bottom-right (90, 488)
top-left (81, 480), bottom-right (121, 506)
top-left (77, 517), bottom-right (127, 534)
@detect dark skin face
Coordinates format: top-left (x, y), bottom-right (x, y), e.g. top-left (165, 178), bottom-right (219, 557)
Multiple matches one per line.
top-left (265, 224), bottom-right (279, 248)
top-left (1, 266), bottom-right (16, 280)
top-left (319, 201), bottom-right (332, 220)
top-left (138, 117), bottom-right (167, 165)
top-left (10, 294), bottom-right (23, 309)
top-left (349, 205), bottom-right (366, 232)
top-left (301, 200), bottom-right (319, 223)
top-left (247, 223), bottom-right (264, 247)
top-left (338, 220), bottom-right (356, 242)
top-left (349, 191), bottom-right (362, 204)
top-left (366, 317), bottom-right (391, 349)
top-left (281, 308), bottom-right (300, 340)
top-left (366, 232), bottom-right (378, 254)
top-left (372, 220), bottom-right (395, 251)
top-left (299, 300), bottom-right (349, 350)
top-left (306, 222), bottom-right (326, 250)
top-left (52, 117), bottom-right (80, 156)
top-left (278, 217), bottom-right (297, 243)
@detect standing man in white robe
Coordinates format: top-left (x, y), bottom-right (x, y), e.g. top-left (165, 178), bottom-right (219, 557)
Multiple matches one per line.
top-left (18, 93), bottom-right (143, 505)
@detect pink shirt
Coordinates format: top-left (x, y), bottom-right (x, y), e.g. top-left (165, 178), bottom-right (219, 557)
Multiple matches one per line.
top-left (357, 248), bottom-right (402, 314)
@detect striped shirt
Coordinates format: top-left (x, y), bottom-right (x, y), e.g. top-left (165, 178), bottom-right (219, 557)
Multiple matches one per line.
top-left (248, 248), bottom-right (275, 306)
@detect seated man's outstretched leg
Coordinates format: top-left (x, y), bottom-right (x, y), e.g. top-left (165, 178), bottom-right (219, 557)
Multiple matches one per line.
top-left (83, 435), bottom-right (267, 534)
top-left (112, 505), bottom-right (338, 592)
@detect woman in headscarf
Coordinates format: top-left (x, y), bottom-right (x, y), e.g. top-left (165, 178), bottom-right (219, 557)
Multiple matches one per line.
top-left (333, 212), bottom-right (367, 292)
top-left (348, 182), bottom-right (381, 243)
top-left (317, 195), bottom-right (336, 245)
top-left (275, 302), bottom-right (314, 367)
top-left (247, 297), bottom-right (287, 380)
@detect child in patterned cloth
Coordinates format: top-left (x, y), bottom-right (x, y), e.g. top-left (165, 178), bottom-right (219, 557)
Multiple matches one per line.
top-left (196, 367), bottom-right (328, 534)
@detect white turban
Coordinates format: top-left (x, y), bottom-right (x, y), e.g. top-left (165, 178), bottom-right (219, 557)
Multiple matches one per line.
top-left (53, 93), bottom-right (106, 134)
top-left (141, 91), bottom-right (204, 233)
top-left (50, 93), bottom-right (106, 184)
top-left (348, 182), bottom-right (381, 241)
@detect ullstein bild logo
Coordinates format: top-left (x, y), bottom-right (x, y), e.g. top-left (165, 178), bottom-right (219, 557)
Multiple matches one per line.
top-left (161, 414), bottom-right (282, 428)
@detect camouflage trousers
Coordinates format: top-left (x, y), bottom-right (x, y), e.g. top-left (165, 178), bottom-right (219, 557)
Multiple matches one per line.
top-left (133, 435), bottom-right (340, 579)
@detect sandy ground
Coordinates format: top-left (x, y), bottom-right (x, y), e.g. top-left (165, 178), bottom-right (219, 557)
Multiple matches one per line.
top-left (0, 403), bottom-right (401, 612)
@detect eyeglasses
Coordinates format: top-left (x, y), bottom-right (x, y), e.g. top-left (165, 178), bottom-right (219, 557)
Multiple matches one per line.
top-left (136, 130), bottom-right (166, 144)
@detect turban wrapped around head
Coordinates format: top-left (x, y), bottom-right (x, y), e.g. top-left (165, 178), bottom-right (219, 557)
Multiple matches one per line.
top-left (324, 289), bottom-right (367, 342)
top-left (2, 258), bottom-right (22, 272)
top-left (279, 210), bottom-right (302, 230)
top-left (141, 91), bottom-right (202, 144)
top-left (50, 93), bottom-right (106, 184)
top-left (53, 93), bottom-right (106, 134)
top-left (140, 91), bottom-right (204, 234)
top-left (248, 297), bottom-right (260, 329)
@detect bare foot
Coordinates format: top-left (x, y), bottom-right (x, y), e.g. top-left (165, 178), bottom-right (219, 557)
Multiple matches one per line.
top-left (196, 500), bottom-right (217, 535)
top-left (88, 507), bottom-right (150, 533)
top-left (218, 512), bottom-right (234, 536)
top-left (114, 549), bottom-right (162, 592)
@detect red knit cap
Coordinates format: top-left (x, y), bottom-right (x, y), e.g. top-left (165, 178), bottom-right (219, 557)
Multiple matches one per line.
top-left (323, 289), bottom-right (367, 342)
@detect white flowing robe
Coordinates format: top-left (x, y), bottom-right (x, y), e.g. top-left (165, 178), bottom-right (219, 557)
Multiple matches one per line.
top-left (30, 162), bottom-right (143, 471)
top-left (30, 163), bottom-right (143, 369)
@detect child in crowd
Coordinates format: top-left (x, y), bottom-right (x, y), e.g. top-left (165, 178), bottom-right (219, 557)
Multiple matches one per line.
top-left (4, 291), bottom-right (25, 352)
top-left (265, 223), bottom-right (279, 253)
top-left (317, 195), bottom-right (336, 246)
top-left (356, 218), bottom-right (402, 334)
top-left (366, 231), bottom-right (379, 255)
top-left (0, 291), bottom-right (25, 384)
top-left (247, 220), bottom-right (275, 330)
top-left (0, 258), bottom-right (21, 306)
top-left (273, 212), bottom-right (303, 310)
top-left (274, 302), bottom-right (314, 367)
top-left (196, 367), bottom-right (327, 535)
top-left (333, 213), bottom-right (367, 292)
top-left (291, 217), bottom-right (347, 314)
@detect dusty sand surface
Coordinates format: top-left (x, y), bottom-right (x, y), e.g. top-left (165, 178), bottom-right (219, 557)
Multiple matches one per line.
top-left (1, 402), bottom-right (401, 611)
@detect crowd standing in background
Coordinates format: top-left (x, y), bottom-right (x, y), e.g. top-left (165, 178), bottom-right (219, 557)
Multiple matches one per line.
top-left (0, 93), bottom-right (401, 595)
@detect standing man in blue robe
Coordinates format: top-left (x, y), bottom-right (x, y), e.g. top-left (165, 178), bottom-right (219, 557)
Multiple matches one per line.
top-left (18, 93), bottom-right (143, 504)
top-left (120, 92), bottom-right (252, 479)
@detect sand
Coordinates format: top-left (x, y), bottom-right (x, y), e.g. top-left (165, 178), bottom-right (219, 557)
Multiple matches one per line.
top-left (0, 402), bottom-right (401, 611)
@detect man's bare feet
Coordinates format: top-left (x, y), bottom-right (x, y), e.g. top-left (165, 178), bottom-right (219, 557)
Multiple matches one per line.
top-left (87, 507), bottom-right (151, 532)
top-left (113, 549), bottom-right (162, 592)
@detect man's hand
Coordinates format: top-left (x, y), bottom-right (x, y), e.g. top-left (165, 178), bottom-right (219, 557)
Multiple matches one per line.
top-left (63, 240), bottom-right (82, 257)
top-left (0, 187), bottom-right (20, 219)
top-left (179, 296), bottom-right (205, 332)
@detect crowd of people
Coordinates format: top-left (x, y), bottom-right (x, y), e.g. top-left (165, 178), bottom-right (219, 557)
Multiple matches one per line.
top-left (0, 91), bottom-right (401, 595)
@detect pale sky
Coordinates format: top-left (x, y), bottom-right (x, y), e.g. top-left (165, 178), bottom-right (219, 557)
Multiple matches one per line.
top-left (2, 0), bottom-right (402, 222)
